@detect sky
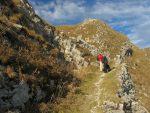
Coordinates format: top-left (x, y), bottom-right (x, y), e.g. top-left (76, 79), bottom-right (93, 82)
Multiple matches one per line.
top-left (28, 0), bottom-right (150, 48)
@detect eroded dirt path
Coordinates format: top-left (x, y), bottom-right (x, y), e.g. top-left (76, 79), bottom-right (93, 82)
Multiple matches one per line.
top-left (90, 73), bottom-right (105, 113)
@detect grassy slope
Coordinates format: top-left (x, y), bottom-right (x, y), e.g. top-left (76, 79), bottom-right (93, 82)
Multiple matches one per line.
top-left (52, 47), bottom-right (150, 113)
top-left (54, 20), bottom-right (126, 112)
top-left (2, 1), bottom-right (149, 111)
top-left (0, 1), bottom-right (75, 112)
top-left (56, 20), bottom-right (150, 112)
top-left (126, 47), bottom-right (150, 111)
top-left (52, 64), bottom-right (124, 113)
top-left (51, 66), bottom-right (98, 113)
top-left (56, 20), bottom-right (128, 59)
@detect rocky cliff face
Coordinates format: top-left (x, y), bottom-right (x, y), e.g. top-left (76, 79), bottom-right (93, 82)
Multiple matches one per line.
top-left (0, 0), bottom-right (78, 113)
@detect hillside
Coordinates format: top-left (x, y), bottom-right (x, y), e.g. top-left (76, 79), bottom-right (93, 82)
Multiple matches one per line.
top-left (144, 48), bottom-right (150, 57)
top-left (56, 19), bottom-right (150, 112)
top-left (0, 0), bottom-right (150, 113)
top-left (0, 0), bottom-right (77, 113)
top-left (57, 19), bottom-right (128, 58)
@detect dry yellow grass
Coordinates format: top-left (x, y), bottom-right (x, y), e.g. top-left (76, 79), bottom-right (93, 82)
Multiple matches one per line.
top-left (53, 65), bottom-right (122, 113)
top-left (12, 0), bottom-right (21, 5)
top-left (26, 28), bottom-right (46, 42)
top-left (51, 65), bottom-right (100, 113)
top-left (38, 103), bottom-right (51, 113)
top-left (122, 46), bottom-right (150, 111)
top-left (9, 13), bottom-right (22, 23)
top-left (0, 40), bottom-right (15, 64)
top-left (99, 68), bottom-right (121, 103)
top-left (4, 66), bottom-right (16, 78)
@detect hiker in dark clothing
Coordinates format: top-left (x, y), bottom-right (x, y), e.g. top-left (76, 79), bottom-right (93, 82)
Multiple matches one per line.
top-left (123, 101), bottom-right (132, 113)
top-left (102, 52), bottom-right (111, 73)
top-left (125, 48), bottom-right (133, 57)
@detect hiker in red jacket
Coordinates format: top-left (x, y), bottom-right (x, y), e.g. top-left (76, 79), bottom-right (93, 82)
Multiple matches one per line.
top-left (97, 53), bottom-right (103, 71)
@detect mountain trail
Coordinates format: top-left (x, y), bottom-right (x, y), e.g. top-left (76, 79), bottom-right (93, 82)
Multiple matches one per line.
top-left (88, 67), bottom-right (117, 113)
top-left (89, 68), bottom-right (116, 113)
top-left (90, 73), bottom-right (105, 113)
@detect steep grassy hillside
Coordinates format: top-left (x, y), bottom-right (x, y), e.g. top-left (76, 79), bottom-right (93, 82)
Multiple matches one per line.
top-left (0, 0), bottom-right (77, 113)
top-left (126, 48), bottom-right (150, 111)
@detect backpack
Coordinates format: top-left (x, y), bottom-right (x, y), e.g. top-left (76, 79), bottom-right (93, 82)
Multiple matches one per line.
top-left (102, 56), bottom-right (108, 64)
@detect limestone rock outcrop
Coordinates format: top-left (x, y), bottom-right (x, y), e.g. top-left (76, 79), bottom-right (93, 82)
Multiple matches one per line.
top-left (0, 72), bottom-right (31, 110)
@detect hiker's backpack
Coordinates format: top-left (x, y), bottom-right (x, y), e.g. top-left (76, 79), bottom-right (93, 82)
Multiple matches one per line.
top-left (102, 56), bottom-right (108, 64)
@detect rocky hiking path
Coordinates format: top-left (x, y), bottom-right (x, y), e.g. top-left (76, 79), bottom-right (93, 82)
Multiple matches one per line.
top-left (89, 68), bottom-right (118, 113)
top-left (86, 63), bottom-right (149, 113)
top-left (90, 73), bottom-right (105, 113)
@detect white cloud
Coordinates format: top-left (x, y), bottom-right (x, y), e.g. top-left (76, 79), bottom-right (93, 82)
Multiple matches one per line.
top-left (92, 1), bottom-right (150, 16)
top-left (127, 18), bottom-right (150, 48)
top-left (29, 0), bottom-right (150, 48)
top-left (89, 0), bottom-right (150, 48)
top-left (29, 0), bottom-right (86, 24)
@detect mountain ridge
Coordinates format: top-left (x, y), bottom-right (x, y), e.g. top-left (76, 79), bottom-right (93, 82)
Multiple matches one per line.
top-left (55, 16), bottom-right (150, 113)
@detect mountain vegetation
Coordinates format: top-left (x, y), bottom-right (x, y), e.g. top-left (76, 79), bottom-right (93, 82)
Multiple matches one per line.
top-left (0, 0), bottom-right (150, 113)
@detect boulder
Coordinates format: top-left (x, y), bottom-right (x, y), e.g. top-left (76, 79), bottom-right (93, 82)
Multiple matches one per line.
top-left (0, 72), bottom-right (31, 110)
top-left (11, 83), bottom-right (30, 108)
